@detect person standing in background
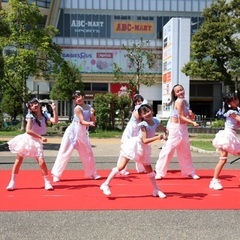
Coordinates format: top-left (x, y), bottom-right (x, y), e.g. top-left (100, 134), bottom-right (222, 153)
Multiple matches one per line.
top-left (117, 94), bottom-right (147, 175)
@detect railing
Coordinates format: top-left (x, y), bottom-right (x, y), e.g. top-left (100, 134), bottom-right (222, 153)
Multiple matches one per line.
top-left (194, 115), bottom-right (213, 127)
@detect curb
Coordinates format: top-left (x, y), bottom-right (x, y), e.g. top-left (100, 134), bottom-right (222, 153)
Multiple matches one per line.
top-left (190, 146), bottom-right (216, 154)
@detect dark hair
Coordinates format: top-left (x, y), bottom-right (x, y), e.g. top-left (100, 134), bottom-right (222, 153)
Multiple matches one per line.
top-left (168, 84), bottom-right (184, 106)
top-left (26, 98), bottom-right (47, 127)
top-left (72, 90), bottom-right (84, 99)
top-left (26, 98), bottom-right (40, 108)
top-left (137, 104), bottom-right (152, 120)
top-left (223, 93), bottom-right (239, 113)
top-left (132, 94), bottom-right (144, 111)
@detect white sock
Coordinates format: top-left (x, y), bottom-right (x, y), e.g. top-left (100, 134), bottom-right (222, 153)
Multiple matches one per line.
top-left (43, 175), bottom-right (50, 183)
top-left (10, 173), bottom-right (17, 182)
top-left (104, 167), bottom-right (119, 185)
top-left (148, 172), bottom-right (159, 191)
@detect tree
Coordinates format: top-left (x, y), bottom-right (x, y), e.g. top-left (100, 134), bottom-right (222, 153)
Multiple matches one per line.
top-left (50, 61), bottom-right (84, 121)
top-left (94, 93), bottom-right (131, 130)
top-left (113, 38), bottom-right (159, 93)
top-left (0, 0), bottom-right (62, 130)
top-left (182, 0), bottom-right (240, 92)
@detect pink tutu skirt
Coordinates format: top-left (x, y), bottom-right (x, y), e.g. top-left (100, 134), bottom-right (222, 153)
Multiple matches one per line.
top-left (8, 133), bottom-right (44, 158)
top-left (120, 136), bottom-right (151, 165)
top-left (212, 128), bottom-right (240, 155)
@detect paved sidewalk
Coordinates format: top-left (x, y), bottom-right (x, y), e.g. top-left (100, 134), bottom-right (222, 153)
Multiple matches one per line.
top-left (0, 135), bottom-right (216, 158)
top-left (0, 136), bottom-right (166, 157)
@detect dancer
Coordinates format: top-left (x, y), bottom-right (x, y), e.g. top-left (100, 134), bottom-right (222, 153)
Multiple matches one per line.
top-left (51, 90), bottom-right (100, 182)
top-left (6, 98), bottom-right (58, 191)
top-left (100, 104), bottom-right (168, 198)
top-left (210, 93), bottom-right (240, 190)
top-left (155, 84), bottom-right (200, 180)
top-left (118, 94), bottom-right (147, 175)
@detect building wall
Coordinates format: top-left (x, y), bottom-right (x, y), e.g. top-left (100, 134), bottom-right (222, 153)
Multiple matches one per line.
top-left (2, 0), bottom-right (223, 119)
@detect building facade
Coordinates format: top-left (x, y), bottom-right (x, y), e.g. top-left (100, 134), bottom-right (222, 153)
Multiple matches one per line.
top-left (2, 0), bottom-right (223, 120)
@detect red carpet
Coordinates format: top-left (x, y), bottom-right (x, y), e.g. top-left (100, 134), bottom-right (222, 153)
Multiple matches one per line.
top-left (0, 170), bottom-right (240, 211)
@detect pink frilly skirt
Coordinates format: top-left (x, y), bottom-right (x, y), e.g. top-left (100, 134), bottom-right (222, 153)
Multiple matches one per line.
top-left (212, 128), bottom-right (240, 155)
top-left (120, 136), bottom-right (152, 165)
top-left (8, 133), bottom-right (44, 158)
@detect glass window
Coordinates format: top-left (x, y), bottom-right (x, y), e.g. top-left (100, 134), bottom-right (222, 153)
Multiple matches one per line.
top-left (86, 39), bottom-right (93, 45)
top-left (64, 38), bottom-right (71, 45)
top-left (100, 39), bottom-right (107, 45)
top-left (163, 0), bottom-right (170, 11)
top-left (92, 83), bottom-right (108, 91)
top-left (143, 0), bottom-right (149, 11)
top-left (192, 0), bottom-right (199, 12)
top-left (199, 1), bottom-right (207, 12)
top-left (129, 0), bottom-right (135, 10)
top-left (86, 0), bottom-right (93, 9)
top-left (185, 0), bottom-right (192, 11)
top-left (114, 0), bottom-right (121, 10)
top-left (71, 38), bottom-right (78, 45)
top-left (171, 0), bottom-right (178, 11)
top-left (93, 0), bottom-right (100, 9)
top-left (107, 39), bottom-right (114, 46)
top-left (62, 0), bottom-right (72, 8)
top-left (84, 83), bottom-right (91, 91)
top-left (150, 0), bottom-right (156, 11)
top-left (72, 0), bottom-right (79, 8)
top-left (93, 39), bottom-right (99, 45)
top-left (178, 0), bottom-right (185, 11)
top-left (156, 0), bottom-right (163, 11)
top-left (136, 0), bottom-right (142, 10)
top-left (107, 0), bottom-right (114, 10)
top-left (100, 0), bottom-right (107, 9)
top-left (78, 38), bottom-right (85, 46)
top-left (113, 39), bottom-right (121, 46)
top-left (78, 0), bottom-right (85, 9)
top-left (122, 0), bottom-right (128, 10)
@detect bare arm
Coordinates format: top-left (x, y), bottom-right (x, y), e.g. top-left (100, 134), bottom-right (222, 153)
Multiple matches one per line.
top-left (229, 113), bottom-right (240, 122)
top-left (75, 106), bottom-right (95, 127)
top-left (90, 107), bottom-right (96, 123)
top-left (49, 102), bottom-right (58, 124)
top-left (175, 100), bottom-right (198, 127)
top-left (141, 126), bottom-right (163, 144)
top-left (25, 119), bottom-right (47, 142)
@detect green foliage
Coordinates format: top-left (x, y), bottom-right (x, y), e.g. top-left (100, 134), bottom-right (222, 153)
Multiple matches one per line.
top-left (0, 0), bottom-right (63, 129)
top-left (50, 61), bottom-right (84, 120)
top-left (89, 129), bottom-right (123, 138)
top-left (94, 93), bottom-right (131, 130)
top-left (1, 88), bottom-right (22, 120)
top-left (190, 141), bottom-right (216, 151)
top-left (182, 0), bottom-right (240, 91)
top-left (211, 119), bottom-right (225, 128)
top-left (113, 38), bottom-right (158, 92)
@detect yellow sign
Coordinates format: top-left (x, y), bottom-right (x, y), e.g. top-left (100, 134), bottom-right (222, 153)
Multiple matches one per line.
top-left (114, 21), bottom-right (154, 34)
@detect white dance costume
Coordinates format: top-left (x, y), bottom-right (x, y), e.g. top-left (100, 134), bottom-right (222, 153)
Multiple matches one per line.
top-left (121, 113), bottom-right (140, 143)
top-left (51, 105), bottom-right (98, 178)
top-left (8, 112), bottom-right (49, 158)
top-left (120, 117), bottom-right (160, 165)
top-left (155, 99), bottom-right (197, 177)
top-left (213, 109), bottom-right (240, 155)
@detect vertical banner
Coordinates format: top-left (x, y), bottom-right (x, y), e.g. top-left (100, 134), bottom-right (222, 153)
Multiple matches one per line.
top-left (161, 18), bottom-right (190, 118)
